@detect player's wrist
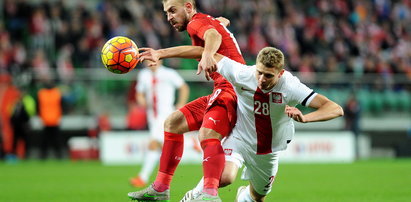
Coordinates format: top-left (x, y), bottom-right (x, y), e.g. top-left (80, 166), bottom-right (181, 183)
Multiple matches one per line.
top-left (157, 49), bottom-right (167, 59)
top-left (201, 51), bottom-right (213, 57)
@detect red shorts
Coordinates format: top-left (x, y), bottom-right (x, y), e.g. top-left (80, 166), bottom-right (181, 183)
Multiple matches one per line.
top-left (180, 87), bottom-right (237, 137)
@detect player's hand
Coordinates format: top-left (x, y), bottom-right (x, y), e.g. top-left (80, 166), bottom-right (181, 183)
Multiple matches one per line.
top-left (139, 47), bottom-right (160, 66)
top-left (197, 53), bottom-right (217, 81)
top-left (216, 17), bottom-right (230, 27)
top-left (285, 105), bottom-right (306, 123)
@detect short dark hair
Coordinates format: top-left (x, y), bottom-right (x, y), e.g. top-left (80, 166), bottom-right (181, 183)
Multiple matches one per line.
top-left (162, 0), bottom-right (196, 9)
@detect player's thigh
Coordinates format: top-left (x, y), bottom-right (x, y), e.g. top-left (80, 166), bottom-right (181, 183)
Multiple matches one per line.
top-left (200, 105), bottom-right (231, 141)
top-left (220, 160), bottom-right (240, 187)
top-left (242, 152), bottom-right (280, 196)
top-left (177, 96), bottom-right (208, 133)
top-left (163, 110), bottom-right (189, 134)
top-left (220, 135), bottom-right (245, 187)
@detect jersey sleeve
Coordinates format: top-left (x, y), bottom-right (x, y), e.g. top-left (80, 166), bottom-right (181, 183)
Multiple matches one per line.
top-left (187, 18), bottom-right (215, 39)
top-left (287, 74), bottom-right (317, 107)
top-left (216, 57), bottom-right (246, 84)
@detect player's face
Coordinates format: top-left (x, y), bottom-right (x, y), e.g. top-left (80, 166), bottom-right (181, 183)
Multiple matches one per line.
top-left (255, 63), bottom-right (284, 90)
top-left (163, 0), bottom-right (190, 32)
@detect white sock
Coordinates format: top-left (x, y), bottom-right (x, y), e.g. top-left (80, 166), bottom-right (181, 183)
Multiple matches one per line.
top-left (138, 150), bottom-right (161, 182)
top-left (192, 177), bottom-right (204, 197)
top-left (237, 185), bottom-right (255, 202)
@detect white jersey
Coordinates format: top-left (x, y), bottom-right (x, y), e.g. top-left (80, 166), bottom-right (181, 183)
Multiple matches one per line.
top-left (136, 66), bottom-right (184, 140)
top-left (217, 57), bottom-right (317, 154)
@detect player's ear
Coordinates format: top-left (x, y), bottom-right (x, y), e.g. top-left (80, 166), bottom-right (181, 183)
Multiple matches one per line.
top-left (184, 2), bottom-right (193, 13)
top-left (278, 69), bottom-right (285, 78)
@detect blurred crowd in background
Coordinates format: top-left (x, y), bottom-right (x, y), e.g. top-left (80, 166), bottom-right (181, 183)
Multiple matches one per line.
top-left (0, 0), bottom-right (411, 82)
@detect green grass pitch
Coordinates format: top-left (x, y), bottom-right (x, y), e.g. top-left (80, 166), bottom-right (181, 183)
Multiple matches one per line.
top-left (1, 159), bottom-right (411, 202)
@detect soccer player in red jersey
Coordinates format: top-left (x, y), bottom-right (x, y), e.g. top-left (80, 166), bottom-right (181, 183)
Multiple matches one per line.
top-left (128, 0), bottom-right (245, 201)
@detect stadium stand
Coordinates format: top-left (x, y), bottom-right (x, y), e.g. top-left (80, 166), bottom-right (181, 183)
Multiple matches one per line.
top-left (0, 0), bottom-right (410, 119)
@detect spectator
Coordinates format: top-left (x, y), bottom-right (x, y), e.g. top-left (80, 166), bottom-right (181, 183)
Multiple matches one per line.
top-left (129, 60), bottom-right (189, 188)
top-left (37, 81), bottom-right (63, 159)
top-left (0, 73), bottom-right (20, 161)
top-left (0, 0), bottom-right (409, 120)
top-left (0, 0), bottom-right (409, 80)
top-left (344, 93), bottom-right (362, 159)
top-left (10, 89), bottom-right (36, 160)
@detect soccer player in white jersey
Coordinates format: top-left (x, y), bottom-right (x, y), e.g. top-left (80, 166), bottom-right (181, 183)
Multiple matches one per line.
top-left (130, 60), bottom-right (189, 188)
top-left (139, 46), bottom-right (344, 202)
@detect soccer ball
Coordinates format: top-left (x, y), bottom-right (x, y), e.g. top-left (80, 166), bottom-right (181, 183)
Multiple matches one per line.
top-left (101, 36), bottom-right (139, 74)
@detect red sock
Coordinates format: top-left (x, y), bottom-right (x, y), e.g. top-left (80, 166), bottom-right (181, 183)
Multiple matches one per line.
top-left (201, 138), bottom-right (224, 196)
top-left (154, 132), bottom-right (184, 191)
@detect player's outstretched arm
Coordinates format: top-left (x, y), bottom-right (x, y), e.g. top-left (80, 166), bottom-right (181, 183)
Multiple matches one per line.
top-left (140, 46), bottom-right (224, 71)
top-left (285, 94), bottom-right (344, 123)
top-left (140, 46), bottom-right (203, 62)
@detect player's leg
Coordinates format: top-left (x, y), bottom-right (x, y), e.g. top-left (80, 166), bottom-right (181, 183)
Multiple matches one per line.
top-left (188, 88), bottom-right (238, 200)
top-left (138, 139), bottom-right (162, 183)
top-left (181, 161), bottom-right (241, 202)
top-left (219, 133), bottom-right (245, 188)
top-left (130, 110), bottom-right (189, 189)
top-left (128, 97), bottom-right (207, 201)
top-left (221, 160), bottom-right (241, 186)
top-left (249, 183), bottom-right (267, 202)
top-left (236, 184), bottom-right (266, 202)
top-left (128, 110), bottom-right (188, 201)
top-left (180, 177), bottom-right (204, 202)
top-left (236, 152), bottom-right (280, 202)
top-left (197, 106), bottom-right (230, 198)
top-left (130, 139), bottom-right (161, 187)
top-left (152, 104), bottom-right (201, 191)
top-left (131, 116), bottom-right (165, 188)
top-left (180, 162), bottom-right (240, 201)
top-left (177, 108), bottom-right (229, 202)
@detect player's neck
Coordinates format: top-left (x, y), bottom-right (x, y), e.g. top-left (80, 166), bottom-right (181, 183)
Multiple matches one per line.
top-left (188, 11), bottom-right (197, 20)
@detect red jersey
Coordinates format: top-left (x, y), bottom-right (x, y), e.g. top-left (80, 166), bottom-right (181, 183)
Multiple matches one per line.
top-left (187, 13), bottom-right (245, 88)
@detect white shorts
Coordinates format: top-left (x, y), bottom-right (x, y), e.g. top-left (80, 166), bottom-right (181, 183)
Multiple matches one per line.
top-left (147, 114), bottom-right (167, 142)
top-left (223, 135), bottom-right (279, 195)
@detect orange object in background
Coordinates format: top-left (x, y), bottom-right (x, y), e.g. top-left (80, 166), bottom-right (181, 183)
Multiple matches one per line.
top-left (0, 74), bottom-right (21, 156)
top-left (38, 86), bottom-right (62, 127)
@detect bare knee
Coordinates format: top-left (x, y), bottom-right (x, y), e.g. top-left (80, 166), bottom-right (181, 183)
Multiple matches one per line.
top-left (198, 127), bottom-right (222, 142)
top-left (219, 173), bottom-right (236, 187)
top-left (164, 110), bottom-right (189, 134)
top-left (219, 161), bottom-right (239, 187)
